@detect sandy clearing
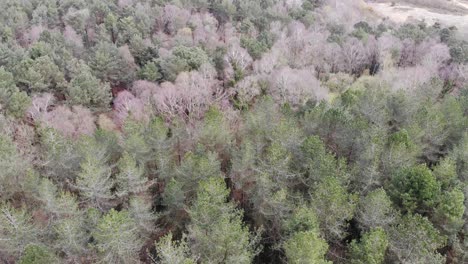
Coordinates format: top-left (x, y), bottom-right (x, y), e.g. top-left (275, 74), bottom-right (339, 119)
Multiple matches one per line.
top-left (367, 2), bottom-right (468, 36)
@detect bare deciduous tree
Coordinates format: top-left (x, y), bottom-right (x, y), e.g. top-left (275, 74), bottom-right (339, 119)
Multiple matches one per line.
top-left (161, 5), bottom-right (191, 35)
top-left (341, 37), bottom-right (369, 75)
top-left (113, 90), bottom-right (148, 127)
top-left (269, 67), bottom-right (328, 107)
top-left (153, 67), bottom-right (226, 120)
top-left (64, 25), bottom-right (84, 48)
top-left (46, 106), bottom-right (96, 138)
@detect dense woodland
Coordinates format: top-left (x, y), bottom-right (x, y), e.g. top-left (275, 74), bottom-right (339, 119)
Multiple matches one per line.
top-left (0, 0), bottom-right (467, 263)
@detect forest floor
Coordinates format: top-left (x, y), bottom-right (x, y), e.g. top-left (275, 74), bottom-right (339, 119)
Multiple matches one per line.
top-left (365, 0), bottom-right (468, 36)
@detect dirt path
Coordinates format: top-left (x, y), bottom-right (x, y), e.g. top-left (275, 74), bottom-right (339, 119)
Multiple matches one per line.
top-left (367, 2), bottom-right (468, 36)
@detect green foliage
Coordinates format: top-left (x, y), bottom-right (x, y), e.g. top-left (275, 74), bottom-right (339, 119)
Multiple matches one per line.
top-left (209, 0), bottom-right (236, 24)
top-left (393, 23), bottom-right (428, 43)
top-left (0, 133), bottom-right (27, 199)
top-left (138, 59), bottom-right (162, 82)
top-left (447, 39), bottom-right (468, 63)
top-left (129, 36), bottom-right (159, 66)
top-left (434, 188), bottom-right (465, 234)
top-left (128, 196), bottom-right (157, 233)
top-left (0, 1), bottom-right (465, 263)
top-left (388, 214), bottom-right (446, 263)
top-left (439, 27), bottom-right (456, 43)
top-left (155, 233), bottom-right (196, 264)
top-left (349, 228), bottom-right (388, 264)
top-left (159, 46), bottom-right (209, 81)
top-left (353, 21), bottom-right (374, 35)
top-left (0, 67), bottom-right (30, 118)
top-left (162, 178), bottom-right (186, 210)
top-left (381, 129), bottom-right (419, 177)
top-left (29, 41), bottom-right (54, 60)
top-left (16, 55), bottom-right (67, 93)
top-left (197, 106), bottom-right (233, 152)
top-left (38, 127), bottom-right (80, 180)
top-left (7, 91), bottom-right (31, 118)
top-left (303, 101), bottom-right (369, 161)
top-left (408, 100), bottom-right (453, 163)
top-left (121, 120), bottom-right (151, 162)
top-left (244, 96), bottom-right (284, 149)
top-left (162, 150), bottom-right (223, 212)
top-left (67, 62), bottom-right (112, 109)
top-left (74, 141), bottom-right (113, 207)
top-left (355, 188), bottom-right (397, 231)
top-left (0, 134), bottom-right (19, 174)
top-left (390, 165), bottom-right (441, 212)
top-left (0, 66), bottom-right (16, 91)
top-left (452, 237), bottom-right (468, 263)
top-left (450, 132), bottom-right (467, 181)
top-left (144, 117), bottom-right (171, 174)
top-left (327, 23), bottom-right (346, 44)
top-left (284, 206), bottom-right (320, 234)
top-left (234, 138), bottom-right (297, 233)
top-left (172, 46), bottom-right (209, 70)
top-left (116, 16), bottom-right (142, 45)
top-left (19, 245), bottom-right (57, 264)
top-left (303, 0), bottom-right (324, 10)
top-left (53, 216), bottom-right (88, 257)
top-left (440, 96), bottom-right (466, 148)
top-left (0, 203), bottom-right (40, 257)
top-left (37, 178), bottom-right (82, 219)
top-left (282, 205), bottom-right (329, 264)
top-left (240, 32), bottom-right (274, 60)
top-left (115, 152), bottom-right (147, 197)
top-left (212, 46), bottom-right (227, 73)
top-left (284, 230), bottom-right (331, 264)
top-left (159, 56), bottom-right (190, 82)
top-left (93, 209), bottom-right (144, 263)
top-left (187, 177), bottom-right (259, 264)
top-left (177, 151), bottom-right (222, 190)
top-left (89, 42), bottom-right (133, 84)
top-left (388, 129), bottom-right (412, 148)
top-left (299, 135), bottom-right (348, 185)
top-left (433, 157), bottom-right (458, 190)
top-left (324, 72), bottom-right (354, 93)
top-left (312, 176), bottom-right (357, 241)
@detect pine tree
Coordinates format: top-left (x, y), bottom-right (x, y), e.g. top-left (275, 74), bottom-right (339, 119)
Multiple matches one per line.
top-left (74, 143), bottom-right (113, 209)
top-left (155, 233), bottom-right (196, 264)
top-left (88, 42), bottom-right (133, 84)
top-left (312, 176), bottom-right (357, 241)
top-left (93, 209), bottom-right (144, 263)
top-left (355, 188), bottom-right (398, 231)
top-left (0, 203), bottom-right (41, 258)
top-left (67, 61), bottom-right (112, 109)
top-left (388, 214), bottom-right (446, 263)
top-left (115, 152), bottom-right (147, 197)
top-left (283, 206), bottom-right (331, 264)
top-left (349, 228), bottom-right (388, 264)
top-left (187, 177), bottom-right (259, 264)
top-left (0, 67), bottom-right (30, 118)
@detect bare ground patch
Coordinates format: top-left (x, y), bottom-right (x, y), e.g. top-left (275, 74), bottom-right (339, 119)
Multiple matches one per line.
top-left (366, 1), bottom-right (468, 36)
top-left (367, 0), bottom-right (468, 14)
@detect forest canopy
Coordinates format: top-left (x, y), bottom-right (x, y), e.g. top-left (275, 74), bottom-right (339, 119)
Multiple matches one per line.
top-left (0, 0), bottom-right (467, 263)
